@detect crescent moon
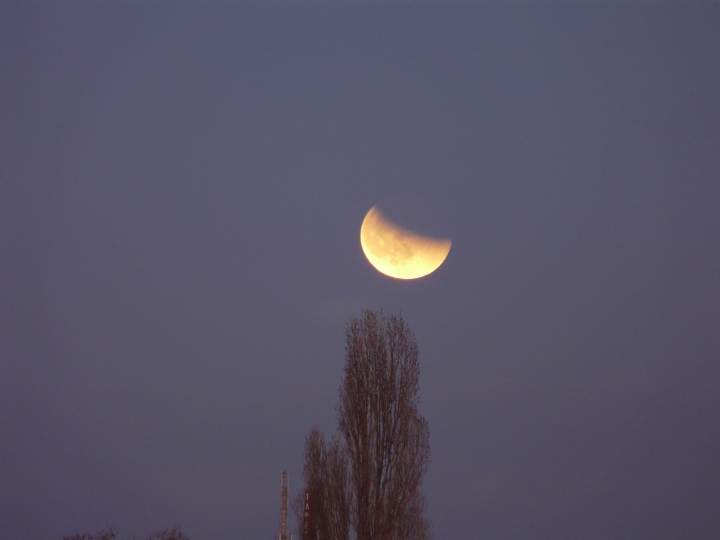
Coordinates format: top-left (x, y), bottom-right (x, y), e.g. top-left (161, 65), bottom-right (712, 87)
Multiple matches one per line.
top-left (360, 205), bottom-right (451, 280)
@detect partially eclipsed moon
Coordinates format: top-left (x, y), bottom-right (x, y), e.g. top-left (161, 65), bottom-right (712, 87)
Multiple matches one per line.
top-left (360, 205), bottom-right (451, 280)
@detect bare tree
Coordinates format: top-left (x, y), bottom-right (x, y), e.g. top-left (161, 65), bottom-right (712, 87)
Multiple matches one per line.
top-left (62, 525), bottom-right (188, 540)
top-left (394, 492), bottom-right (432, 540)
top-left (297, 310), bottom-right (431, 540)
top-left (294, 429), bottom-right (350, 540)
top-left (62, 525), bottom-right (119, 540)
top-left (338, 309), bottom-right (431, 540)
top-left (145, 525), bottom-right (190, 540)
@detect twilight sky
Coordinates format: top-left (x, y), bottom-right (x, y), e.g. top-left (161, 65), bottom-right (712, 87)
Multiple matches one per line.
top-left (2, 2), bottom-right (719, 539)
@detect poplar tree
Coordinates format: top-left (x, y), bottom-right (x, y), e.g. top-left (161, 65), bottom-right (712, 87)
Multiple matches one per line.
top-left (298, 309), bottom-right (431, 540)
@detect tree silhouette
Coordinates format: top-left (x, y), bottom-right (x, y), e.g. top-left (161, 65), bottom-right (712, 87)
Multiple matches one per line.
top-left (297, 309), bottom-right (431, 540)
top-left (293, 429), bottom-right (350, 540)
top-left (62, 525), bottom-right (189, 540)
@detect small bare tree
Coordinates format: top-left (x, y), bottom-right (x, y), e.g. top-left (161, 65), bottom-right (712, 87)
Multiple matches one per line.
top-left (62, 525), bottom-right (119, 540)
top-left (294, 429), bottom-right (350, 540)
top-left (145, 525), bottom-right (189, 540)
top-left (62, 525), bottom-right (188, 540)
top-left (338, 309), bottom-right (430, 540)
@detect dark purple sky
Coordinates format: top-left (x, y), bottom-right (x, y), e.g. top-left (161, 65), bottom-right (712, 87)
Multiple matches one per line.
top-left (2, 2), bottom-right (719, 539)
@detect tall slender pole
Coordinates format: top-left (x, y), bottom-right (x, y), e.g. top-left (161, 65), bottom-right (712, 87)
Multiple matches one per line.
top-left (278, 471), bottom-right (289, 540)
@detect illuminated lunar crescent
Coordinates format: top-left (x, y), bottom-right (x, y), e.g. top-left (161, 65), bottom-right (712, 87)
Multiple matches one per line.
top-left (360, 205), bottom-right (451, 280)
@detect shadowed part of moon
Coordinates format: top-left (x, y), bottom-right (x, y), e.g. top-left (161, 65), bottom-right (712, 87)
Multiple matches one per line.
top-left (360, 206), bottom-right (452, 280)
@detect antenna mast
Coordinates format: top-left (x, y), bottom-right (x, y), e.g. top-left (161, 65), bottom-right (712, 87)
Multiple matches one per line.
top-left (278, 471), bottom-right (289, 540)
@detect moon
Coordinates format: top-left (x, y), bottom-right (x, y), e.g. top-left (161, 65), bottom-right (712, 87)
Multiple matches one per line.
top-left (360, 205), bottom-right (452, 280)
